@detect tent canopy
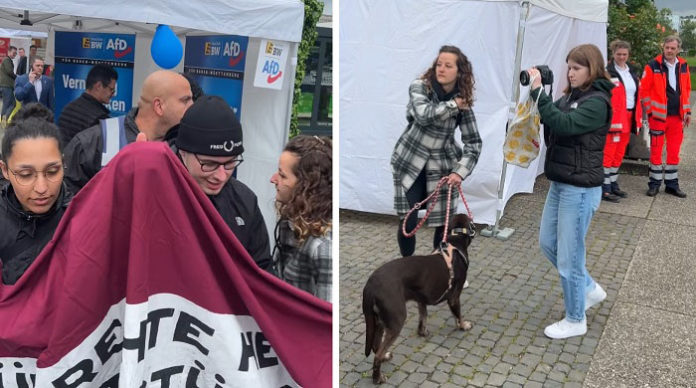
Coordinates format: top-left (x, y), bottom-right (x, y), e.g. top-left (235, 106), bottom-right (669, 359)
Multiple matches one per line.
top-left (0, 0), bottom-right (304, 42)
top-left (339, 0), bottom-right (608, 225)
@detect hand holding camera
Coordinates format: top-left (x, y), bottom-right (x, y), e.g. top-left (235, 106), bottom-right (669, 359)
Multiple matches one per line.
top-left (520, 65), bottom-right (553, 89)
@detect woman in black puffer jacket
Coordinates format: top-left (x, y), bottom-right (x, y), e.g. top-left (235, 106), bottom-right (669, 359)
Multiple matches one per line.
top-left (0, 116), bottom-right (71, 285)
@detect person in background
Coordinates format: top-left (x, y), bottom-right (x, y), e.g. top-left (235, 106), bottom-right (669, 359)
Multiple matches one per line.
top-left (58, 64), bottom-right (118, 147)
top-left (0, 45), bottom-right (18, 127)
top-left (271, 135), bottom-right (332, 301)
top-left (390, 45), bottom-right (482, 258)
top-left (0, 116), bottom-right (71, 284)
top-left (601, 39), bottom-right (642, 203)
top-left (15, 47), bottom-right (27, 76)
top-left (174, 95), bottom-right (273, 271)
top-left (164, 72), bottom-right (205, 144)
top-left (527, 44), bottom-right (612, 339)
top-left (62, 70), bottom-right (193, 194)
top-left (14, 56), bottom-right (54, 111)
top-left (640, 35), bottom-right (691, 198)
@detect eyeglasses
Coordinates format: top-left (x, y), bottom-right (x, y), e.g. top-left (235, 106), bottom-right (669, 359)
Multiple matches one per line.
top-left (6, 165), bottom-right (64, 186)
top-left (104, 83), bottom-right (116, 95)
top-left (193, 153), bottom-right (243, 172)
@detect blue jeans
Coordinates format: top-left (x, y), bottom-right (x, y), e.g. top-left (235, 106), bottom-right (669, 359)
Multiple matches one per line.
top-left (539, 181), bottom-right (601, 322)
top-left (0, 86), bottom-right (15, 118)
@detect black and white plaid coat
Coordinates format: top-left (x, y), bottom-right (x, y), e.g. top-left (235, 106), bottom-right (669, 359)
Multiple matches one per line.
top-left (390, 79), bottom-right (482, 226)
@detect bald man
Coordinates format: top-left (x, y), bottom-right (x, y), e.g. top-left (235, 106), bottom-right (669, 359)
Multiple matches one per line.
top-left (63, 70), bottom-right (193, 194)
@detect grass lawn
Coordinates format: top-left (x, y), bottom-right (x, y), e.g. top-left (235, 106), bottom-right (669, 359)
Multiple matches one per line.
top-left (686, 56), bottom-right (696, 89)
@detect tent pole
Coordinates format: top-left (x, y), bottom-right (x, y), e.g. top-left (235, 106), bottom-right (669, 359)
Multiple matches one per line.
top-left (481, 0), bottom-right (531, 241)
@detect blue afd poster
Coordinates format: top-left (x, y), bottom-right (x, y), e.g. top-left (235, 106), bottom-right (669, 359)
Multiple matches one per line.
top-left (184, 35), bottom-right (248, 117)
top-left (54, 31), bottom-right (135, 121)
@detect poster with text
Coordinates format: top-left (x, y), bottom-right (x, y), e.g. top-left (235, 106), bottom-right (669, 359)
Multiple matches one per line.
top-left (253, 39), bottom-right (289, 91)
top-left (184, 35), bottom-right (248, 117)
top-left (54, 31), bottom-right (135, 121)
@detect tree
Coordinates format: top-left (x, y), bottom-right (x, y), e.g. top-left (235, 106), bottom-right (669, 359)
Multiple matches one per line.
top-left (290, 0), bottom-right (324, 138)
top-left (608, 0), bottom-right (675, 72)
top-left (681, 19), bottom-right (696, 55)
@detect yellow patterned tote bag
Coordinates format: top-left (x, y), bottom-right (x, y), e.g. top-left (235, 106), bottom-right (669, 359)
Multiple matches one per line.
top-left (503, 90), bottom-right (541, 168)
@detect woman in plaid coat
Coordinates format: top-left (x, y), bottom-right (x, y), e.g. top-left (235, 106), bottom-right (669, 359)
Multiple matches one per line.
top-left (390, 45), bottom-right (482, 257)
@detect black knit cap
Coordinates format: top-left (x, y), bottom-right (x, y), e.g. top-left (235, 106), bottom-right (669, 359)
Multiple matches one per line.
top-left (176, 95), bottom-right (244, 156)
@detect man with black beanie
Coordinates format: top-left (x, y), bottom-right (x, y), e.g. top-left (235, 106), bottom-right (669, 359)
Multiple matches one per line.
top-left (175, 95), bottom-right (272, 272)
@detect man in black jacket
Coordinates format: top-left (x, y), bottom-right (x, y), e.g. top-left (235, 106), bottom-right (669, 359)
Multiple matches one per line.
top-left (58, 64), bottom-right (118, 147)
top-left (15, 48), bottom-right (27, 76)
top-left (174, 95), bottom-right (273, 272)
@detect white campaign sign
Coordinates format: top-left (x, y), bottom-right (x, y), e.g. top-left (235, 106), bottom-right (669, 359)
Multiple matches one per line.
top-left (0, 293), bottom-right (298, 388)
top-left (254, 40), bottom-right (289, 90)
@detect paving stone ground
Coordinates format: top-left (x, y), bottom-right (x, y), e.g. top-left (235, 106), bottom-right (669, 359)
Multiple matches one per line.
top-left (339, 176), bottom-right (643, 387)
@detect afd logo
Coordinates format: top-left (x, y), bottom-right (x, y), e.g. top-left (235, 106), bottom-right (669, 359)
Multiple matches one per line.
top-left (261, 59), bottom-right (283, 84)
top-left (81, 37), bottom-right (132, 59)
top-left (204, 41), bottom-right (245, 67)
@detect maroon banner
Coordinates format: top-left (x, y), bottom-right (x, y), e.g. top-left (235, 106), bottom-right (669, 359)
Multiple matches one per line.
top-left (0, 142), bottom-right (331, 387)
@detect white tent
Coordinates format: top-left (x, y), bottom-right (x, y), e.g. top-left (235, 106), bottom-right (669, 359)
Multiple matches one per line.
top-left (0, 0), bottom-right (305, 239)
top-left (339, 0), bottom-right (608, 226)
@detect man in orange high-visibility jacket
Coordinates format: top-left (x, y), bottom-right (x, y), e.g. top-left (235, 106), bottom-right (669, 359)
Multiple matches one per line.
top-left (640, 35), bottom-right (691, 198)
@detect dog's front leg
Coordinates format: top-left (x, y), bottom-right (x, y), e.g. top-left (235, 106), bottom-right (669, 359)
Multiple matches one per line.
top-left (417, 302), bottom-right (429, 336)
top-left (448, 290), bottom-right (473, 331)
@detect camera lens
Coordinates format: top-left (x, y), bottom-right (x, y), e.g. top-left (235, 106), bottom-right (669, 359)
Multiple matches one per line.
top-left (519, 70), bottom-right (530, 86)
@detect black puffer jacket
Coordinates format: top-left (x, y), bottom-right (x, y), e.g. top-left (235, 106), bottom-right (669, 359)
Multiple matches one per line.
top-left (0, 180), bottom-right (72, 285)
top-left (534, 78), bottom-right (614, 187)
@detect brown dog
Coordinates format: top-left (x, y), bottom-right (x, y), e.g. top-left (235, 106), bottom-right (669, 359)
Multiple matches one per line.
top-left (362, 214), bottom-right (474, 384)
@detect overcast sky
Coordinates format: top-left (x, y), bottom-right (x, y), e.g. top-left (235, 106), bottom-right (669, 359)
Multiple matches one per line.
top-left (654, 0), bottom-right (696, 16)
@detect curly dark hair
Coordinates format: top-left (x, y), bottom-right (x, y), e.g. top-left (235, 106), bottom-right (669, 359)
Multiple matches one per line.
top-left (422, 45), bottom-right (475, 107)
top-left (277, 135), bottom-right (332, 242)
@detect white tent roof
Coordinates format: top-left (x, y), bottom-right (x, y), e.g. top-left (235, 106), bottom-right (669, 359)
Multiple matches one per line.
top-left (531, 0), bottom-right (607, 23)
top-left (0, 0), bottom-right (304, 42)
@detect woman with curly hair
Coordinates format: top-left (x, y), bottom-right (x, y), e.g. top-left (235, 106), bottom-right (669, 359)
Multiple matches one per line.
top-left (391, 45), bottom-right (482, 257)
top-left (270, 135), bottom-right (332, 302)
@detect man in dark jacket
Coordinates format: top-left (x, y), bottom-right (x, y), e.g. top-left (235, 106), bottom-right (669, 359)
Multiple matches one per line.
top-left (58, 64), bottom-right (118, 147)
top-left (63, 70), bottom-right (193, 194)
top-left (174, 95), bottom-right (273, 272)
top-left (0, 45), bottom-right (17, 126)
top-left (16, 47), bottom-right (27, 76)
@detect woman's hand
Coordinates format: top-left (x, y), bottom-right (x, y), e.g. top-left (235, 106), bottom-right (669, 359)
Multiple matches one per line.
top-left (527, 67), bottom-right (542, 89)
top-left (454, 96), bottom-right (468, 110)
top-left (447, 172), bottom-right (462, 185)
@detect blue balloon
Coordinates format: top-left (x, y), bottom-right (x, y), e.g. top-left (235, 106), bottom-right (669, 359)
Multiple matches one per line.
top-left (151, 24), bottom-right (183, 69)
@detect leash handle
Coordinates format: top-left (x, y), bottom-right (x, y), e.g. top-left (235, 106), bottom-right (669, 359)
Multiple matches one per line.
top-left (401, 177), bottom-right (447, 238)
top-left (401, 177), bottom-right (476, 240)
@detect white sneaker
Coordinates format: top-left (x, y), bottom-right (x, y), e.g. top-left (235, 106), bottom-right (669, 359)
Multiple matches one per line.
top-left (544, 318), bottom-right (587, 339)
top-left (463, 279), bottom-right (470, 289)
top-left (585, 283), bottom-right (607, 311)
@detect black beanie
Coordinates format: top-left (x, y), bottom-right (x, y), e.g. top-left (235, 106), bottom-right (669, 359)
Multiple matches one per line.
top-left (176, 95), bottom-right (244, 156)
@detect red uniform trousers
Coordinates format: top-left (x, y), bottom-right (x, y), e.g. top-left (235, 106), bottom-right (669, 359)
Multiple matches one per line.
top-left (649, 115), bottom-right (684, 189)
top-left (602, 110), bottom-right (632, 193)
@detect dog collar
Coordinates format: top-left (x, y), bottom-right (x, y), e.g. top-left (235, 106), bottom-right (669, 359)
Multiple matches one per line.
top-left (451, 227), bottom-right (467, 235)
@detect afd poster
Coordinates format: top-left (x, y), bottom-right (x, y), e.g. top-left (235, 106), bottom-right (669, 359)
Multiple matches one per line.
top-left (54, 31), bottom-right (135, 121)
top-left (184, 35), bottom-right (248, 117)
top-left (253, 40), bottom-right (289, 91)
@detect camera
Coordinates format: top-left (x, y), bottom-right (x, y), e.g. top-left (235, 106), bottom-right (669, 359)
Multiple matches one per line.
top-left (520, 65), bottom-right (554, 86)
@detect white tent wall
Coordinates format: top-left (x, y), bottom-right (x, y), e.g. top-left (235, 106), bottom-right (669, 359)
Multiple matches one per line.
top-left (339, 0), bottom-right (607, 225)
top-left (237, 37), bottom-right (297, 239)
